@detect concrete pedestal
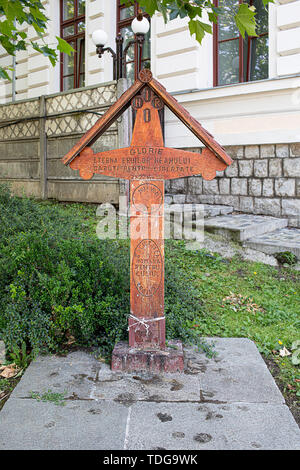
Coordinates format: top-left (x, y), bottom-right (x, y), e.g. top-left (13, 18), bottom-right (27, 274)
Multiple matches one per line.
top-left (111, 340), bottom-right (184, 373)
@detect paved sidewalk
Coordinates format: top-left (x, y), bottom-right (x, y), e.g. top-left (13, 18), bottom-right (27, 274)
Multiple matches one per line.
top-left (0, 338), bottom-right (299, 450)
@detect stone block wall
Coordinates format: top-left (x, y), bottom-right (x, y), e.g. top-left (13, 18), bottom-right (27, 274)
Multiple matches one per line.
top-left (165, 144), bottom-right (300, 227)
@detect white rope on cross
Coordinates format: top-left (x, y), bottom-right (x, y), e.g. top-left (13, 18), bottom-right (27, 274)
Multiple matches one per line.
top-left (128, 314), bottom-right (165, 337)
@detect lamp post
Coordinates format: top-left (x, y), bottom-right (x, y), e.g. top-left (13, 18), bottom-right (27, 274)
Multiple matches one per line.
top-left (92, 11), bottom-right (150, 81)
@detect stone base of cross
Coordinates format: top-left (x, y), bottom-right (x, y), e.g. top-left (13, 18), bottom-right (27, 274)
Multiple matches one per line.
top-left (62, 70), bottom-right (232, 373)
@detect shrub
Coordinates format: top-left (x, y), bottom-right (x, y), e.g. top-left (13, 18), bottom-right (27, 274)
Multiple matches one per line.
top-left (0, 184), bottom-right (207, 359)
top-left (274, 251), bottom-right (298, 266)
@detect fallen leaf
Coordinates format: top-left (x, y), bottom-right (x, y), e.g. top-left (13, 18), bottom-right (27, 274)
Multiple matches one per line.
top-left (66, 336), bottom-right (76, 345)
top-left (287, 384), bottom-right (296, 391)
top-left (0, 364), bottom-right (20, 378)
top-left (64, 330), bottom-right (76, 345)
top-left (279, 347), bottom-right (291, 357)
top-left (97, 356), bottom-right (106, 363)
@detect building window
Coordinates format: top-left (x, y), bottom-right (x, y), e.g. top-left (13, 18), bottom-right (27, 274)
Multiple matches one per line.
top-left (213, 0), bottom-right (268, 86)
top-left (60, 0), bottom-right (85, 91)
top-left (117, 0), bottom-right (151, 84)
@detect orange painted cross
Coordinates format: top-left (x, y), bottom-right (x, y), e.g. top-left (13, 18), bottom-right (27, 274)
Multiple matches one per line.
top-left (62, 69), bottom-right (232, 373)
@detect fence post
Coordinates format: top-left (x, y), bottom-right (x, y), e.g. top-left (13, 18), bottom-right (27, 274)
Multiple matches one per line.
top-left (39, 95), bottom-right (47, 200)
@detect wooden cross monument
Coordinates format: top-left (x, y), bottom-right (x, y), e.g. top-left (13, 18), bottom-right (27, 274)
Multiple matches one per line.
top-left (62, 69), bottom-right (232, 373)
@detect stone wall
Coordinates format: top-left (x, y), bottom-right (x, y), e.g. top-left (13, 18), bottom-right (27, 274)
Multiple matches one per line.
top-left (0, 81), bottom-right (120, 204)
top-left (165, 144), bottom-right (300, 227)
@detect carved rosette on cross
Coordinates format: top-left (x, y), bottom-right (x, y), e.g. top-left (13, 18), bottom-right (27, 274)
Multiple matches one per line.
top-left (62, 69), bottom-right (232, 373)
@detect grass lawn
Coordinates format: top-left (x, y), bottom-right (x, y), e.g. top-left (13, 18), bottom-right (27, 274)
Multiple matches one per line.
top-left (0, 195), bottom-right (299, 423)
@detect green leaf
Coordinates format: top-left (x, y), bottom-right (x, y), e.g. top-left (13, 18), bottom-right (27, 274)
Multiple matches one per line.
top-left (15, 40), bottom-right (26, 51)
top-left (120, 0), bottom-right (135, 6)
top-left (0, 66), bottom-right (10, 81)
top-left (29, 5), bottom-right (48, 23)
top-left (208, 11), bottom-right (218, 24)
top-left (56, 36), bottom-right (74, 55)
top-left (0, 19), bottom-right (13, 36)
top-left (235, 3), bottom-right (257, 39)
top-left (1, 0), bottom-right (16, 22)
top-left (188, 19), bottom-right (212, 44)
top-left (157, 2), bottom-right (168, 23)
top-left (18, 31), bottom-right (27, 40)
top-left (137, 0), bottom-right (158, 17)
top-left (184, 4), bottom-right (202, 20)
top-left (169, 8), bottom-right (180, 21)
top-left (168, 2), bottom-right (187, 20)
top-left (31, 41), bottom-right (43, 53)
top-left (1, 0), bottom-right (27, 23)
top-left (41, 46), bottom-right (57, 66)
top-left (31, 42), bottom-right (57, 66)
top-left (0, 35), bottom-right (16, 55)
top-left (262, 0), bottom-right (274, 6)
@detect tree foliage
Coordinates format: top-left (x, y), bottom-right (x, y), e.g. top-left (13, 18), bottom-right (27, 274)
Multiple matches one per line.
top-left (121, 0), bottom-right (274, 43)
top-left (0, 0), bottom-right (73, 80)
top-left (0, 1), bottom-right (274, 81)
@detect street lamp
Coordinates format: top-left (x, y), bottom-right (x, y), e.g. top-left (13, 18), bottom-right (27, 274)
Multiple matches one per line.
top-left (92, 11), bottom-right (150, 81)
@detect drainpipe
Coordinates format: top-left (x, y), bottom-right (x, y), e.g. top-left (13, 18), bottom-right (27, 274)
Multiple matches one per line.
top-left (11, 20), bottom-right (16, 102)
top-left (12, 55), bottom-right (16, 102)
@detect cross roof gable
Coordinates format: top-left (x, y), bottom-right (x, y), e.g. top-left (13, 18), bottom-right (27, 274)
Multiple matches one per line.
top-left (62, 69), bottom-right (232, 167)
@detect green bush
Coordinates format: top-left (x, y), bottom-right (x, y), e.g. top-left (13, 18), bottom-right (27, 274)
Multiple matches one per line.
top-left (274, 251), bottom-right (298, 266)
top-left (0, 184), bottom-right (206, 359)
